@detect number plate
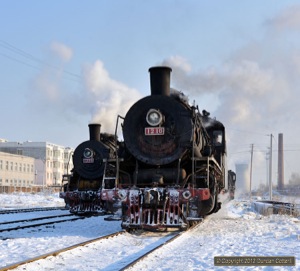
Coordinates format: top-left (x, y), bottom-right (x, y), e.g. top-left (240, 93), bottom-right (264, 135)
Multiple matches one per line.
top-left (83, 158), bottom-right (94, 163)
top-left (145, 127), bottom-right (165, 135)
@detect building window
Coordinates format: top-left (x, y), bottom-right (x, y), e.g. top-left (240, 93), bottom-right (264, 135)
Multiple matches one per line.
top-left (6, 161), bottom-right (8, 170)
top-left (0, 160), bottom-right (2, 170)
top-left (10, 162), bottom-right (13, 171)
top-left (15, 163), bottom-right (18, 171)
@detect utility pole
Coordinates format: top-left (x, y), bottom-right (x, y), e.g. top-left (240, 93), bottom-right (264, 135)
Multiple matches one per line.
top-left (269, 134), bottom-right (273, 200)
top-left (250, 144), bottom-right (254, 200)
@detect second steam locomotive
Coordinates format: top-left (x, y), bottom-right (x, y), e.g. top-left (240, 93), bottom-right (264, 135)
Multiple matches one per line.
top-left (61, 66), bottom-right (232, 230)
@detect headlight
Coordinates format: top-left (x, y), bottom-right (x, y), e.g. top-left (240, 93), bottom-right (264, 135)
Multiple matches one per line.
top-left (146, 109), bottom-right (163, 126)
top-left (83, 148), bottom-right (94, 158)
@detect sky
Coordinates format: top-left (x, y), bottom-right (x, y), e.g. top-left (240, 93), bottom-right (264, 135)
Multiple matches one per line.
top-left (1, 1), bottom-right (300, 189)
top-left (0, 193), bottom-right (299, 270)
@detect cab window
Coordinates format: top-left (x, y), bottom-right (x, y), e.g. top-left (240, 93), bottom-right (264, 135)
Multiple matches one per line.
top-left (213, 131), bottom-right (223, 146)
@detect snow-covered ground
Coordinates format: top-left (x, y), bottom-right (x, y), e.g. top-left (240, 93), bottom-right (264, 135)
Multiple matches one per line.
top-left (0, 192), bottom-right (299, 270)
top-left (0, 192), bottom-right (65, 209)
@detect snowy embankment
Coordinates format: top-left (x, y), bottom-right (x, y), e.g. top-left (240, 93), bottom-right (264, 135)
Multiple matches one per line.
top-left (0, 193), bottom-right (299, 270)
top-left (0, 192), bottom-right (65, 209)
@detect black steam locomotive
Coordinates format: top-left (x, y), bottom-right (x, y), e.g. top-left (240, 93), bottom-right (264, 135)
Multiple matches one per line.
top-left (103, 66), bottom-right (228, 230)
top-left (60, 124), bottom-right (122, 214)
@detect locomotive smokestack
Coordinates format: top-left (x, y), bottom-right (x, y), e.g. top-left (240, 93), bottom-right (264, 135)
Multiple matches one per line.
top-left (149, 66), bottom-right (172, 96)
top-left (88, 123), bottom-right (101, 141)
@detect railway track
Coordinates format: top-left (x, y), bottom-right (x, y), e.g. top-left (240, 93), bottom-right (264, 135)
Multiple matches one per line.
top-left (0, 231), bottom-right (125, 271)
top-left (0, 213), bottom-right (74, 226)
top-left (0, 207), bottom-right (67, 215)
top-left (0, 222), bottom-right (202, 271)
top-left (0, 223), bottom-right (201, 271)
top-left (119, 230), bottom-right (183, 270)
top-left (119, 223), bottom-right (200, 270)
top-left (0, 213), bottom-right (84, 233)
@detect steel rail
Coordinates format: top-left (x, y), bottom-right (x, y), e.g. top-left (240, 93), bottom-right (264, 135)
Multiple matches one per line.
top-left (0, 230), bottom-right (126, 271)
top-left (0, 213), bottom-right (74, 225)
top-left (120, 222), bottom-right (201, 270)
top-left (0, 216), bottom-right (85, 233)
top-left (0, 207), bottom-right (67, 215)
top-left (0, 219), bottom-right (203, 270)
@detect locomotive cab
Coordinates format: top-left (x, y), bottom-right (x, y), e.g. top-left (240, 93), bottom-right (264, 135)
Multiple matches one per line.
top-left (212, 128), bottom-right (226, 165)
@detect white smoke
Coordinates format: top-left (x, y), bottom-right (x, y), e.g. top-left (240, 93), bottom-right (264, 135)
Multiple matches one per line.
top-left (30, 41), bottom-right (73, 106)
top-left (265, 5), bottom-right (300, 31)
top-left (82, 60), bottom-right (142, 134)
top-left (50, 42), bottom-right (73, 62)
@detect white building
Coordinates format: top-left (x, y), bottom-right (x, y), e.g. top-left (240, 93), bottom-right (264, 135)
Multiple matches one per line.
top-left (0, 141), bottom-right (74, 189)
top-left (0, 151), bottom-right (35, 193)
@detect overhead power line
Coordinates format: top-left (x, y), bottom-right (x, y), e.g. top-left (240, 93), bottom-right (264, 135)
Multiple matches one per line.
top-left (0, 40), bottom-right (82, 82)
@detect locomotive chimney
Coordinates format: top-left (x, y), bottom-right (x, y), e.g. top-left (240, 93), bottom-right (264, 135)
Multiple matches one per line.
top-left (278, 133), bottom-right (284, 190)
top-left (88, 123), bottom-right (101, 141)
top-left (149, 66), bottom-right (172, 96)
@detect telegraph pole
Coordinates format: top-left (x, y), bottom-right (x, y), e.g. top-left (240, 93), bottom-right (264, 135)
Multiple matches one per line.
top-left (250, 144), bottom-right (254, 200)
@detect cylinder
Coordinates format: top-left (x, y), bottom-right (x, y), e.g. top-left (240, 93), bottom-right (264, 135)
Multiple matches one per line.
top-left (149, 66), bottom-right (172, 96)
top-left (88, 123), bottom-right (101, 141)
